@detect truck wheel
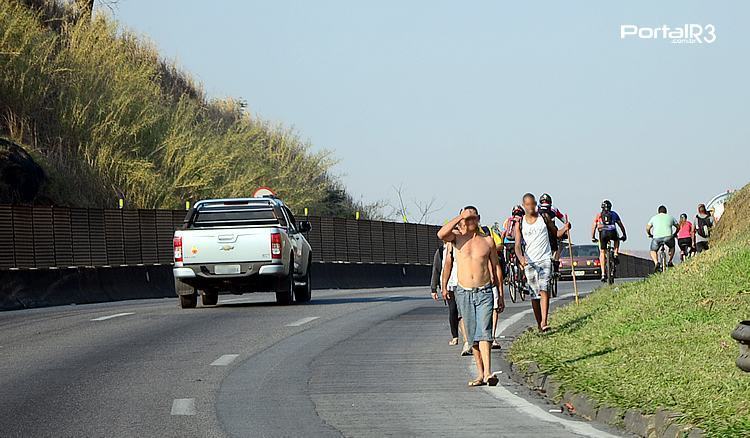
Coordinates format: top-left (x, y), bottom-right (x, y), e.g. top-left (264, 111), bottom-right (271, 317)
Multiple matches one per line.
top-left (275, 260), bottom-right (294, 305)
top-left (202, 290), bottom-right (218, 306)
top-left (180, 292), bottom-right (198, 309)
top-left (294, 262), bottom-right (312, 303)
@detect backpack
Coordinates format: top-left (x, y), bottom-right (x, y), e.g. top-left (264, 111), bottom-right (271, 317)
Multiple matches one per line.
top-left (600, 210), bottom-right (614, 226)
top-left (696, 215), bottom-right (712, 238)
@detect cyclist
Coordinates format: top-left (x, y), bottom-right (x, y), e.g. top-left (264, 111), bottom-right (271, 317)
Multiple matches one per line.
top-left (646, 205), bottom-right (679, 272)
top-left (501, 206), bottom-right (524, 276)
top-left (676, 213), bottom-right (695, 261)
top-left (590, 200), bottom-right (627, 282)
top-left (537, 193), bottom-right (569, 275)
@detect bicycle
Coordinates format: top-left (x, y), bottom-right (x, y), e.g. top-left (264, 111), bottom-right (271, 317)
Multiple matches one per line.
top-left (549, 259), bottom-right (559, 298)
top-left (504, 245), bottom-right (526, 303)
top-left (653, 236), bottom-right (671, 273)
top-left (592, 237), bottom-right (617, 285)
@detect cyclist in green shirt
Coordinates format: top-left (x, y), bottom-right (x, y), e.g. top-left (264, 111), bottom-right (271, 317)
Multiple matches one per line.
top-left (646, 205), bottom-right (679, 271)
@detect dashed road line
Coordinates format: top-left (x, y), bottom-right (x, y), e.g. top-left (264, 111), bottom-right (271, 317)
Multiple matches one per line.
top-left (171, 398), bottom-right (196, 416)
top-left (211, 354), bottom-right (239, 366)
top-left (286, 316), bottom-right (319, 327)
top-left (90, 312), bottom-right (135, 321)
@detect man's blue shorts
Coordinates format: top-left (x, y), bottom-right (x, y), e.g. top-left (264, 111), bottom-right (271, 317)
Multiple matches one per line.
top-left (455, 284), bottom-right (494, 344)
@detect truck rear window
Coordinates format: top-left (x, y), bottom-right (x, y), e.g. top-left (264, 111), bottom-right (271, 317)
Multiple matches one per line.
top-left (190, 206), bottom-right (279, 227)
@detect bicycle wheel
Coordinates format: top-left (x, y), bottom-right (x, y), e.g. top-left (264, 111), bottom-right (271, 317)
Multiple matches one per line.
top-left (550, 268), bottom-right (558, 298)
top-left (516, 264), bottom-right (526, 302)
top-left (507, 262), bottom-right (517, 303)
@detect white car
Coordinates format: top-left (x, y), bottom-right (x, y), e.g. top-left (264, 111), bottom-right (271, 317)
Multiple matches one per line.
top-left (173, 197), bottom-right (312, 308)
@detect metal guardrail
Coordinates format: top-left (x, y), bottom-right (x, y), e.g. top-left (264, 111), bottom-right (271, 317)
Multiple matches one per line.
top-left (0, 205), bottom-right (441, 269)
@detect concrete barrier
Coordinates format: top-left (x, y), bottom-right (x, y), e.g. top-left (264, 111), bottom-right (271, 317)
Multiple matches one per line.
top-left (0, 262), bottom-right (432, 311)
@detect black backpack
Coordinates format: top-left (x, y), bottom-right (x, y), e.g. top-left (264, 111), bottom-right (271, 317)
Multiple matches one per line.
top-left (601, 210), bottom-right (614, 226)
top-left (696, 215), bottom-right (712, 238)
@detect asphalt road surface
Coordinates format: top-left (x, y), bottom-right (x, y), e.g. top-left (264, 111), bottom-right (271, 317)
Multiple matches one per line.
top-left (0, 280), bottom-right (631, 437)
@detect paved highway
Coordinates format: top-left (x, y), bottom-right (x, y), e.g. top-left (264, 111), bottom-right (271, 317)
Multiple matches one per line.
top-left (0, 281), bottom-right (628, 437)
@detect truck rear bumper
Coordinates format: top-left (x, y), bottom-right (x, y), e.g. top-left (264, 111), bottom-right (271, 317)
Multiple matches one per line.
top-left (173, 262), bottom-right (287, 294)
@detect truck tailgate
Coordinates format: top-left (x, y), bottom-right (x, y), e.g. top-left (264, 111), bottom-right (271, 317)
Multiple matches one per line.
top-left (178, 227), bottom-right (273, 265)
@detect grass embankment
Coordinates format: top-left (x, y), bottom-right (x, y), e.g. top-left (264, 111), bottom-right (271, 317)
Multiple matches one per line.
top-left (0, 0), bottom-right (364, 215)
top-left (510, 184), bottom-right (750, 437)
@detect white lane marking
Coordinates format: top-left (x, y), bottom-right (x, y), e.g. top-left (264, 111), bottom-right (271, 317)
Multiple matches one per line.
top-left (90, 312), bottom-right (134, 321)
top-left (211, 354), bottom-right (239, 366)
top-left (171, 398), bottom-right (196, 416)
top-left (389, 295), bottom-right (404, 298)
top-left (286, 316), bottom-right (320, 327)
top-left (480, 290), bottom-right (620, 438)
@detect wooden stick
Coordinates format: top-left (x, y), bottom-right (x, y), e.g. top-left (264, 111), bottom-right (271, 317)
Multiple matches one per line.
top-left (565, 215), bottom-right (580, 305)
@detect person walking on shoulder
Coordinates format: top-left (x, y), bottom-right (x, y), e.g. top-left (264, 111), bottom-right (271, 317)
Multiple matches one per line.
top-left (676, 213), bottom-right (695, 261)
top-left (437, 206), bottom-right (504, 387)
top-left (515, 194), bottom-right (570, 333)
top-left (430, 241), bottom-right (460, 346)
top-left (694, 204), bottom-right (714, 253)
top-left (436, 240), bottom-right (472, 356)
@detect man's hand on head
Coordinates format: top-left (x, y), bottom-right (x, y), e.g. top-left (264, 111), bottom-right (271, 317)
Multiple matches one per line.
top-left (461, 209), bottom-right (476, 220)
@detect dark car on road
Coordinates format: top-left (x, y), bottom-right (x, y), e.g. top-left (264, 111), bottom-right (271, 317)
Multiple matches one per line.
top-left (559, 244), bottom-right (601, 280)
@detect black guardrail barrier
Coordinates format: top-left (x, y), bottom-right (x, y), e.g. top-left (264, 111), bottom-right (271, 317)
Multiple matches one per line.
top-left (0, 204), bottom-right (652, 310)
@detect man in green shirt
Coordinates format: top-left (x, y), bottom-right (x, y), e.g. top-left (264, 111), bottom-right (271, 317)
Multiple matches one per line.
top-left (646, 205), bottom-right (679, 271)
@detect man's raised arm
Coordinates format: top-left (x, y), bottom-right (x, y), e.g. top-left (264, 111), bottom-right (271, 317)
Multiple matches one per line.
top-left (437, 211), bottom-right (470, 242)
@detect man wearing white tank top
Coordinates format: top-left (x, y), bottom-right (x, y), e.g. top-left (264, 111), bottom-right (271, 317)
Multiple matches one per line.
top-left (514, 193), bottom-right (571, 333)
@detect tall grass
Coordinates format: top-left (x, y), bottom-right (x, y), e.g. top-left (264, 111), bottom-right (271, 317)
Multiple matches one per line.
top-left (0, 0), bottom-right (361, 215)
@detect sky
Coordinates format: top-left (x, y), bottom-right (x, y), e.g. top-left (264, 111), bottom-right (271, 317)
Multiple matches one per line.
top-left (111, 0), bottom-right (749, 250)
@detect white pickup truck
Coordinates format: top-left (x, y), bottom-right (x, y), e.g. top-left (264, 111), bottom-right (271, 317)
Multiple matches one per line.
top-left (172, 197), bottom-right (313, 308)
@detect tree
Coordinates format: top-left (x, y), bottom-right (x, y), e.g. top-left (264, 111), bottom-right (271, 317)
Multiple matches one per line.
top-left (389, 184), bottom-right (442, 224)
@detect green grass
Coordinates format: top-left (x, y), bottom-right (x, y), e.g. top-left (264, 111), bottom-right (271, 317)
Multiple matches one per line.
top-left (0, 1), bottom-right (370, 216)
top-left (510, 184), bottom-right (750, 437)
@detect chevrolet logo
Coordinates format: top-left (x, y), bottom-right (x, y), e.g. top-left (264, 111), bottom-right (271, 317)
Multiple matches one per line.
top-left (219, 245), bottom-right (235, 251)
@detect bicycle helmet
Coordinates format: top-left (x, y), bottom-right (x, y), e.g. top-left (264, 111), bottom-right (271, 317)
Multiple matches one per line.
top-left (540, 193), bottom-right (552, 205)
top-left (512, 205), bottom-right (524, 217)
top-left (601, 199), bottom-right (612, 211)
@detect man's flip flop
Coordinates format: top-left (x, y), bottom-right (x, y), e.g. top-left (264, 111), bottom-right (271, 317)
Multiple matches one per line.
top-left (485, 375), bottom-right (499, 386)
top-left (541, 325), bottom-right (551, 333)
top-left (468, 378), bottom-right (486, 387)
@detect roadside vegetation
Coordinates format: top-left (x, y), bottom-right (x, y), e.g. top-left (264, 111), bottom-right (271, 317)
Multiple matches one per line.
top-left (510, 183), bottom-right (750, 437)
top-left (0, 0), bottom-right (369, 215)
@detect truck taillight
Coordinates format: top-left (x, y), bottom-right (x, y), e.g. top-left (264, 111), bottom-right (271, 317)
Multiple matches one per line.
top-left (271, 233), bottom-right (282, 259)
top-left (173, 236), bottom-right (183, 262)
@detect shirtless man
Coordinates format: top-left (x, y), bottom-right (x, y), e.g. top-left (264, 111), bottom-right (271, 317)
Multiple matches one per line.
top-left (437, 206), bottom-right (504, 387)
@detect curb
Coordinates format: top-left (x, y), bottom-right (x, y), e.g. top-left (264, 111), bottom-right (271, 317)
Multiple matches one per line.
top-left (508, 360), bottom-right (705, 438)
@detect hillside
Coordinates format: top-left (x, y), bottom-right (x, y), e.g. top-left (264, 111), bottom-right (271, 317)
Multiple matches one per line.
top-left (0, 0), bottom-right (366, 215)
top-left (510, 183), bottom-right (750, 437)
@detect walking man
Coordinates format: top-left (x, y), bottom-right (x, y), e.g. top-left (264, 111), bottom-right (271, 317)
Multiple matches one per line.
top-left (694, 203), bottom-right (714, 253)
top-left (515, 194), bottom-right (570, 333)
top-left (437, 206), bottom-right (504, 386)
